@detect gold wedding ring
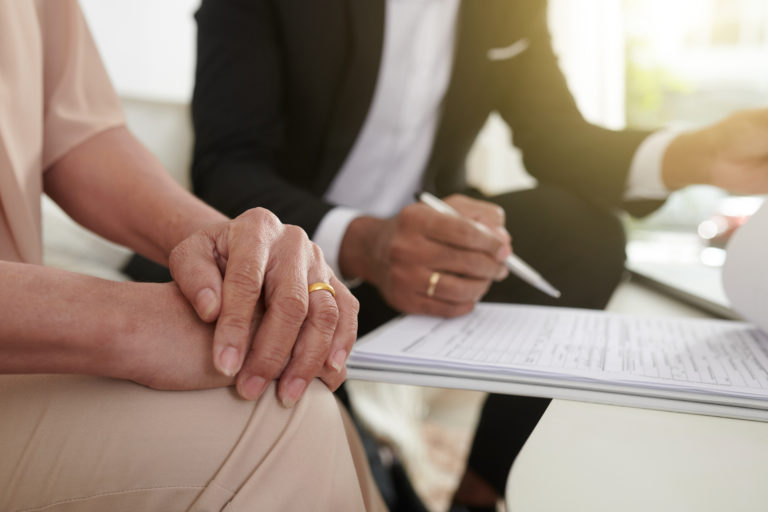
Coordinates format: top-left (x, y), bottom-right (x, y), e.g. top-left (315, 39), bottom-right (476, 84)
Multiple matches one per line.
top-left (308, 281), bottom-right (336, 298)
top-left (426, 272), bottom-right (441, 298)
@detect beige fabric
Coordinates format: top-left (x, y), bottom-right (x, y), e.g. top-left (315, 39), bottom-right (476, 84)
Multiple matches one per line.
top-left (0, 2), bottom-right (386, 510)
top-left (0, 376), bottom-right (384, 511)
top-left (0, 0), bottom-right (124, 264)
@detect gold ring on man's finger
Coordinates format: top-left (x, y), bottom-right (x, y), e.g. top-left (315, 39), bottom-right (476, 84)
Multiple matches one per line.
top-left (426, 272), bottom-right (441, 298)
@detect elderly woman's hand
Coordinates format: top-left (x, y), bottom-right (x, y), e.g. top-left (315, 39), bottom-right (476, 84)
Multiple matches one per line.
top-left (167, 208), bottom-right (358, 406)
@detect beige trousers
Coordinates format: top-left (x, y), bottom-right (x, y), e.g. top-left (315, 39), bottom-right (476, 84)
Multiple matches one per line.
top-left (0, 375), bottom-right (386, 512)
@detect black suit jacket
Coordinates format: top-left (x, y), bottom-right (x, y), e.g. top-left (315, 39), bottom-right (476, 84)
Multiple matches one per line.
top-left (192, 0), bottom-right (657, 237)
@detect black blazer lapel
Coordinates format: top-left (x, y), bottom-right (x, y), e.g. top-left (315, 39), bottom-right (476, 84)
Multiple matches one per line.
top-left (316, 0), bottom-right (385, 193)
top-left (422, 0), bottom-right (497, 196)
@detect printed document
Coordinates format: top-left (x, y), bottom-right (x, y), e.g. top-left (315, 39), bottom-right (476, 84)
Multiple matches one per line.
top-left (351, 303), bottom-right (768, 401)
top-left (348, 202), bottom-right (768, 417)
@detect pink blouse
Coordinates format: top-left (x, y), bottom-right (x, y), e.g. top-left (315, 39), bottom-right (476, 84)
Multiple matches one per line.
top-left (0, 0), bottom-right (124, 264)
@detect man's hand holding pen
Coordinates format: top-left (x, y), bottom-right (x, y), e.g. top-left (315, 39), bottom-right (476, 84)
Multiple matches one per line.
top-left (338, 194), bottom-right (512, 318)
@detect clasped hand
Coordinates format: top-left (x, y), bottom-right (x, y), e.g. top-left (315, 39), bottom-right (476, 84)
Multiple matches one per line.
top-left (165, 208), bottom-right (358, 406)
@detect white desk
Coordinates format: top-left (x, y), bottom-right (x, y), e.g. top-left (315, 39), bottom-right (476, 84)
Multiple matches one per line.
top-left (506, 280), bottom-right (768, 512)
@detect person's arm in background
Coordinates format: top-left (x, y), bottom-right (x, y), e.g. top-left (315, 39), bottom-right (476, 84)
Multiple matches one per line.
top-left (496, 0), bottom-right (656, 214)
top-left (192, 0), bottom-right (334, 235)
top-left (661, 109), bottom-right (768, 193)
top-left (192, 0), bottom-right (514, 318)
top-left (501, 1), bottom-right (768, 207)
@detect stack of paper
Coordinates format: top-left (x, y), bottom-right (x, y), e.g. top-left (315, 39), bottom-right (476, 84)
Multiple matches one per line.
top-left (347, 203), bottom-right (768, 421)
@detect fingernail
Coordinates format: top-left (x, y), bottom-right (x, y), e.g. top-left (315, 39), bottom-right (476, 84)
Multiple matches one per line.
top-left (495, 226), bottom-right (512, 242)
top-left (280, 378), bottom-right (307, 408)
top-left (330, 349), bottom-right (348, 372)
top-left (196, 288), bottom-right (217, 321)
top-left (242, 375), bottom-right (267, 400)
top-left (496, 244), bottom-right (511, 262)
top-left (217, 346), bottom-right (241, 377)
top-left (496, 267), bottom-right (510, 281)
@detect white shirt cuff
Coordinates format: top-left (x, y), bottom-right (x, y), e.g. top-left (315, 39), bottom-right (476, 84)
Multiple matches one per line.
top-left (624, 129), bottom-right (679, 200)
top-left (312, 206), bottom-right (364, 287)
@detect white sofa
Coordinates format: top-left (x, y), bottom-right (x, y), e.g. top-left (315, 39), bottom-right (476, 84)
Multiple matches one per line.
top-left (43, 98), bottom-right (192, 280)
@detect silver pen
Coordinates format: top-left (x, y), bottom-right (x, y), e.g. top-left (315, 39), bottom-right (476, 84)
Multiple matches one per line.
top-left (418, 192), bottom-right (561, 299)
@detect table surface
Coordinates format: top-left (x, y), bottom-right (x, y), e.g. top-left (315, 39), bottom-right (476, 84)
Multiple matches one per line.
top-left (506, 279), bottom-right (768, 512)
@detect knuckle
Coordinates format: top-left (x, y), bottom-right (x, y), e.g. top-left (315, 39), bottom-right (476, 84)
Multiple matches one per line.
top-left (248, 346), bottom-right (288, 376)
top-left (440, 278), bottom-right (463, 300)
top-left (444, 194), bottom-right (466, 208)
top-left (300, 336), bottom-right (333, 361)
top-left (346, 293), bottom-right (360, 316)
top-left (310, 301), bottom-right (340, 334)
top-left (389, 237), bottom-right (411, 263)
top-left (398, 204), bottom-right (424, 229)
top-left (400, 203), bottom-right (417, 220)
top-left (167, 252), bottom-right (185, 281)
top-left (227, 266), bottom-right (265, 294)
top-left (457, 253), bottom-right (490, 276)
top-left (447, 302), bottom-right (475, 318)
top-left (454, 221), bottom-right (476, 242)
top-left (493, 204), bottom-right (506, 222)
top-left (236, 208), bottom-right (280, 237)
top-left (336, 290), bottom-right (360, 342)
top-left (218, 313), bottom-right (253, 339)
top-left (168, 240), bottom-right (189, 268)
top-left (486, 234), bottom-right (503, 253)
top-left (168, 235), bottom-right (207, 276)
top-left (271, 292), bottom-right (309, 324)
top-left (342, 314), bottom-right (359, 345)
top-left (389, 265), bottom-right (412, 287)
top-left (423, 301), bottom-right (447, 317)
top-left (245, 207), bottom-right (280, 226)
top-left (310, 242), bottom-right (326, 262)
top-left (284, 223), bottom-right (310, 243)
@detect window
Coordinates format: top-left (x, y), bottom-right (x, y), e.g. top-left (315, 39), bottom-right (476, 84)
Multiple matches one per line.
top-left (620, 0), bottom-right (767, 254)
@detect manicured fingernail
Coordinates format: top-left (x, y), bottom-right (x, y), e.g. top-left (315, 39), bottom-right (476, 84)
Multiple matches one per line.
top-left (496, 244), bottom-right (511, 262)
top-left (280, 378), bottom-right (307, 408)
top-left (330, 349), bottom-right (348, 372)
top-left (196, 288), bottom-right (217, 321)
top-left (242, 375), bottom-right (266, 400)
top-left (217, 346), bottom-right (241, 377)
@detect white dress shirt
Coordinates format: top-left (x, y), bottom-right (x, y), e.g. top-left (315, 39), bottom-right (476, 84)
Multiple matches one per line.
top-left (313, 0), bottom-right (671, 279)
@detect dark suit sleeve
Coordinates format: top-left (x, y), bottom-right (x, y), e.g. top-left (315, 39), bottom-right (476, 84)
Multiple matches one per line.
top-left (496, 1), bottom-right (662, 216)
top-left (192, 0), bottom-right (333, 233)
